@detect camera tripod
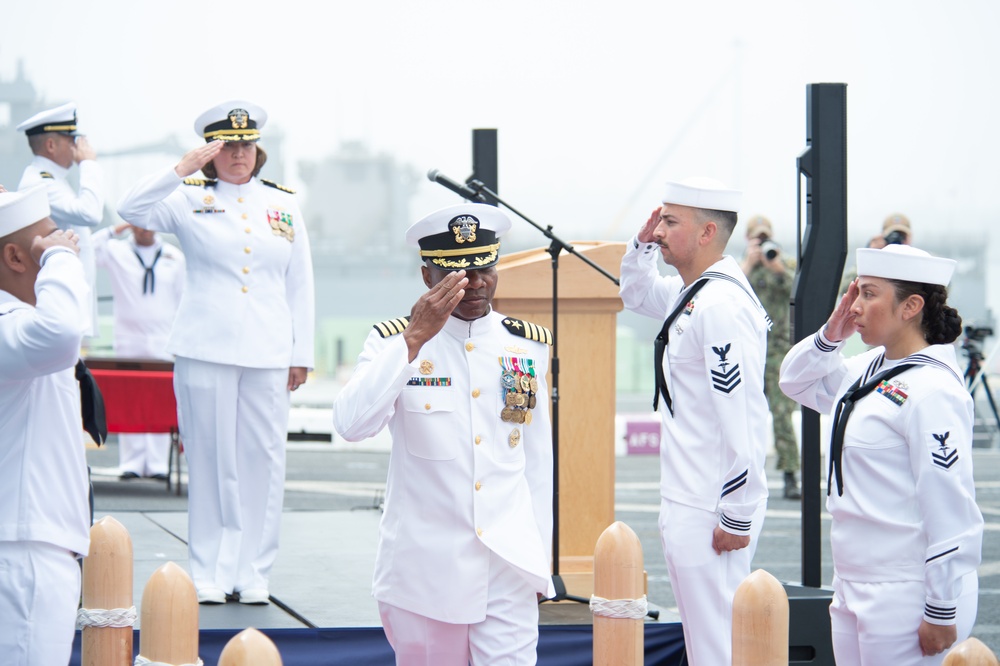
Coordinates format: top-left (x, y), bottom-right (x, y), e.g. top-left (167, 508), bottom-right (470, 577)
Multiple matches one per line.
top-left (964, 344), bottom-right (1000, 432)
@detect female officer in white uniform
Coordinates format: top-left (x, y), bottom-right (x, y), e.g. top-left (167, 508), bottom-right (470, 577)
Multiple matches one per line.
top-left (117, 101), bottom-right (315, 605)
top-left (780, 244), bottom-right (983, 664)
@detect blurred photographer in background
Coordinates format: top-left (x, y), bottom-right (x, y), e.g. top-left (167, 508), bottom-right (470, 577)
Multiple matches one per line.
top-left (842, 213), bottom-right (913, 292)
top-left (741, 216), bottom-right (802, 499)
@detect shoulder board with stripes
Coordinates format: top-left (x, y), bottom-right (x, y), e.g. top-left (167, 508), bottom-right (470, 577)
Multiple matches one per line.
top-left (261, 179), bottom-right (296, 194)
top-left (182, 178), bottom-right (217, 187)
top-left (501, 318), bottom-right (553, 346)
top-left (373, 316), bottom-right (410, 338)
top-left (39, 171), bottom-right (54, 179)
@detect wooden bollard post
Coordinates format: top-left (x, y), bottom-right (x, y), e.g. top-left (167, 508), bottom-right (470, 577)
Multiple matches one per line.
top-left (592, 521), bottom-right (644, 666)
top-left (218, 628), bottom-right (283, 666)
top-left (732, 569), bottom-right (788, 665)
top-left (81, 516), bottom-right (134, 666)
top-left (138, 562), bottom-right (199, 665)
top-left (944, 637), bottom-right (1000, 665)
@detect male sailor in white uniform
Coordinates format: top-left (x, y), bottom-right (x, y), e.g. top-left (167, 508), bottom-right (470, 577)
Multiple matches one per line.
top-left (0, 185), bottom-right (92, 664)
top-left (17, 102), bottom-right (104, 337)
top-left (618, 178), bottom-right (771, 665)
top-left (93, 222), bottom-right (185, 480)
top-left (334, 203), bottom-right (555, 665)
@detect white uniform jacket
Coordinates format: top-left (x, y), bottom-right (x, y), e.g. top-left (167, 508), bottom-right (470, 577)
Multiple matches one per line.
top-left (0, 249), bottom-right (91, 556)
top-left (20, 155), bottom-right (105, 335)
top-left (93, 228), bottom-right (185, 359)
top-left (333, 311), bottom-right (555, 624)
top-left (780, 329), bottom-right (984, 624)
top-left (620, 239), bottom-right (770, 535)
top-left (117, 167), bottom-right (314, 369)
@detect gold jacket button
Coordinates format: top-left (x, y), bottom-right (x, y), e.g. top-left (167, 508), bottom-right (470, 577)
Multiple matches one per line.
top-left (475, 481), bottom-right (482, 491)
top-left (471, 388), bottom-right (480, 398)
top-left (242, 266), bottom-right (250, 274)
top-left (424, 403), bottom-right (431, 410)
top-left (244, 247), bottom-right (252, 254)
top-left (238, 197), bottom-right (245, 203)
top-left (465, 342), bottom-right (475, 352)
top-left (245, 227), bottom-right (252, 233)
top-left (476, 528), bottom-right (483, 537)
top-left (241, 286), bottom-right (249, 293)
top-left (241, 213), bottom-right (248, 220)
top-left (474, 436), bottom-right (482, 445)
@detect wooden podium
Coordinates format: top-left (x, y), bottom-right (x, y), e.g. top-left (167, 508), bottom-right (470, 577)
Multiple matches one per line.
top-left (494, 240), bottom-right (626, 597)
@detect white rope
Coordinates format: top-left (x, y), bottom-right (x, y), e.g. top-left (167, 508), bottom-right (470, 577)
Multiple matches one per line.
top-left (134, 656), bottom-right (204, 666)
top-left (76, 605), bottom-right (137, 629)
top-left (590, 593), bottom-right (648, 619)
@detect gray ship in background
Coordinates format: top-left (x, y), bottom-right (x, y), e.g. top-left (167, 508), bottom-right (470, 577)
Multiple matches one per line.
top-left (1, 60), bottom-right (995, 403)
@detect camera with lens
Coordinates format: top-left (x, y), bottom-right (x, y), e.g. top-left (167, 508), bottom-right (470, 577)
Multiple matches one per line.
top-left (962, 325), bottom-right (994, 361)
top-left (883, 230), bottom-right (908, 246)
top-left (760, 240), bottom-right (781, 261)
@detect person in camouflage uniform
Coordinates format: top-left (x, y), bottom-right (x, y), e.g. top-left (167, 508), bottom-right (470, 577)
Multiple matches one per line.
top-left (741, 216), bottom-right (801, 499)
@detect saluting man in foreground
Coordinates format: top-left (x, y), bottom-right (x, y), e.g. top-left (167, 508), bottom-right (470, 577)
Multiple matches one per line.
top-left (334, 203), bottom-right (555, 666)
top-left (0, 185), bottom-right (91, 664)
top-left (619, 178), bottom-right (771, 665)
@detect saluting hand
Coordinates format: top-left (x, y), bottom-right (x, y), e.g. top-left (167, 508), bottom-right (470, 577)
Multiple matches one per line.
top-left (824, 279), bottom-right (860, 342)
top-left (174, 141), bottom-right (225, 178)
top-left (74, 136), bottom-right (97, 162)
top-left (637, 206), bottom-right (662, 244)
top-left (403, 270), bottom-right (469, 362)
top-left (30, 228), bottom-right (80, 264)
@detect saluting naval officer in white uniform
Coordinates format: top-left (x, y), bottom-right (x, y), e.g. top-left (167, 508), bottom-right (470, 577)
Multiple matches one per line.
top-left (619, 178), bottom-right (770, 665)
top-left (93, 222), bottom-right (185, 480)
top-left (16, 102), bottom-right (104, 337)
top-left (780, 245), bottom-right (983, 664)
top-left (0, 185), bottom-right (91, 665)
top-left (334, 203), bottom-right (555, 666)
top-left (117, 100), bottom-right (315, 606)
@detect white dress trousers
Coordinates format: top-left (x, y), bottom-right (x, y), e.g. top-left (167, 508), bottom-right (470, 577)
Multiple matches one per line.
top-left (0, 541), bottom-right (81, 666)
top-left (174, 357), bottom-right (289, 593)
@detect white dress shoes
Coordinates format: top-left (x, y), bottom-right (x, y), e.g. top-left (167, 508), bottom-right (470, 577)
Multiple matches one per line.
top-left (196, 586), bottom-right (226, 605)
top-left (237, 588), bottom-right (270, 605)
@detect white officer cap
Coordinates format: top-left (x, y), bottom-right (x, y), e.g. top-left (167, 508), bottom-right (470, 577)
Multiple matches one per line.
top-left (856, 244), bottom-right (956, 287)
top-left (0, 186), bottom-right (51, 238)
top-left (662, 177), bottom-right (742, 213)
top-left (16, 102), bottom-right (80, 136)
top-left (195, 100), bottom-right (268, 142)
top-left (405, 203), bottom-right (512, 271)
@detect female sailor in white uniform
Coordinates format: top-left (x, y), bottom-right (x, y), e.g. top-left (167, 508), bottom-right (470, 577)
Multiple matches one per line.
top-left (779, 244), bottom-right (983, 664)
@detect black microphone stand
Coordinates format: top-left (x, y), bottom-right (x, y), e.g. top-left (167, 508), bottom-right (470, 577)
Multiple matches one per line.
top-left (462, 180), bottom-right (657, 619)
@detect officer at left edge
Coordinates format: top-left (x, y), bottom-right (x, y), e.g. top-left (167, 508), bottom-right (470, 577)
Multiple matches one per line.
top-left (16, 102), bottom-right (105, 337)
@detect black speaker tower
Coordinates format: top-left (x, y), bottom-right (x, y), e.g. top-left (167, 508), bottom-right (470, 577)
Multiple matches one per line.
top-left (784, 82), bottom-right (848, 665)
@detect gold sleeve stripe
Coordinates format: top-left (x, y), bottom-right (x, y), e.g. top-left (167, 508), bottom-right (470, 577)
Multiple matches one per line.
top-left (373, 317), bottom-right (410, 338)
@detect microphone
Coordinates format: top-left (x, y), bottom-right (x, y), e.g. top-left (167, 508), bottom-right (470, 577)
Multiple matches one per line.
top-left (427, 169), bottom-right (485, 202)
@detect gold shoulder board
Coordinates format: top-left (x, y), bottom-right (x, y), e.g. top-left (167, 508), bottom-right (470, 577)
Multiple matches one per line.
top-left (182, 178), bottom-right (217, 187)
top-left (502, 318), bottom-right (553, 346)
top-left (39, 171), bottom-right (54, 179)
top-left (373, 316), bottom-right (410, 338)
top-left (261, 179), bottom-right (296, 194)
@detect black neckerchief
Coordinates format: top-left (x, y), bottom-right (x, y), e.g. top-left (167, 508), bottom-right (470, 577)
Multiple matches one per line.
top-left (133, 247), bottom-right (163, 294)
top-left (828, 362), bottom-right (914, 496)
top-left (653, 279), bottom-right (708, 414)
top-left (75, 360), bottom-right (108, 446)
